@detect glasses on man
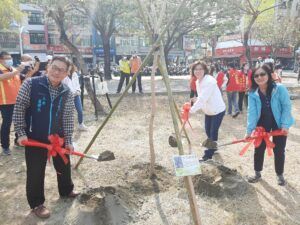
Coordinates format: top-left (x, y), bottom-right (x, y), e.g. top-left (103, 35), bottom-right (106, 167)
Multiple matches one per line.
top-left (50, 64), bottom-right (67, 73)
top-left (254, 72), bottom-right (267, 79)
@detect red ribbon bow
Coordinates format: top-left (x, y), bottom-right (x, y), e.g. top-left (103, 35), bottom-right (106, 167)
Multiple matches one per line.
top-left (22, 134), bottom-right (71, 164)
top-left (181, 102), bottom-right (191, 123)
top-left (239, 127), bottom-right (287, 156)
top-left (180, 102), bottom-right (193, 130)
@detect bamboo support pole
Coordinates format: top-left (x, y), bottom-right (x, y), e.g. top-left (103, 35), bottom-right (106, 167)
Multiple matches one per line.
top-left (158, 46), bottom-right (201, 225)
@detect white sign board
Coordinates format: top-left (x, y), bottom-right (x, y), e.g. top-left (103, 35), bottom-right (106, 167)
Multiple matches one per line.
top-left (172, 154), bottom-right (201, 177)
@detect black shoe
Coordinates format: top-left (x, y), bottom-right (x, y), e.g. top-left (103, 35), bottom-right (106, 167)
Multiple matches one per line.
top-left (201, 156), bottom-right (211, 162)
top-left (277, 175), bottom-right (286, 186)
top-left (232, 112), bottom-right (240, 118)
top-left (248, 172), bottom-right (261, 183)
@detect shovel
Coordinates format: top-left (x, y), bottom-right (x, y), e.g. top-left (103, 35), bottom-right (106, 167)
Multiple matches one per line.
top-left (21, 135), bottom-right (115, 164)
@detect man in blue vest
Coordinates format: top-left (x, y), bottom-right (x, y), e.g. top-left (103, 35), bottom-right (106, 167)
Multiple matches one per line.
top-left (13, 56), bottom-right (79, 219)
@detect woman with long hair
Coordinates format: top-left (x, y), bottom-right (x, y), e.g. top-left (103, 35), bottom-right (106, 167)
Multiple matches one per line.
top-left (245, 64), bottom-right (294, 185)
top-left (190, 61), bottom-right (226, 161)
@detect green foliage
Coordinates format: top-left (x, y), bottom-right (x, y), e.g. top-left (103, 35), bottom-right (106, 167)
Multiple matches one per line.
top-left (0, 0), bottom-right (24, 30)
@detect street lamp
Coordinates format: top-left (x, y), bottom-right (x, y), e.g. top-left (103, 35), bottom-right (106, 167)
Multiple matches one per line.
top-left (9, 21), bottom-right (28, 56)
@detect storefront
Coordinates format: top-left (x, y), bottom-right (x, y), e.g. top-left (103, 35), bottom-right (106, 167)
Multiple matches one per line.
top-left (214, 40), bottom-right (293, 69)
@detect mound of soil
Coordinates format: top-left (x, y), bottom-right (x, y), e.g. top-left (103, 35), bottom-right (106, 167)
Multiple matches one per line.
top-left (193, 160), bottom-right (250, 198)
top-left (66, 186), bottom-right (135, 225)
top-left (124, 163), bottom-right (174, 195)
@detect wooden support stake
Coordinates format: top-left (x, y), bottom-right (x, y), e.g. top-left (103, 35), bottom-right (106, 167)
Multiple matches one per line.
top-left (158, 45), bottom-right (201, 225)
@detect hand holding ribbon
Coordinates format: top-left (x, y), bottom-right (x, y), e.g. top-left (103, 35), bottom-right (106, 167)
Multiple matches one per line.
top-left (239, 127), bottom-right (287, 156)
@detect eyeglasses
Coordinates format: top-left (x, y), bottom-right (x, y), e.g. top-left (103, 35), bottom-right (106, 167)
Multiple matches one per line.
top-left (254, 72), bottom-right (267, 79)
top-left (50, 64), bottom-right (67, 73)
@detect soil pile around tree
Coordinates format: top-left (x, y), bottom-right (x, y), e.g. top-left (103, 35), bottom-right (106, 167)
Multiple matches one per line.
top-left (193, 160), bottom-right (250, 198)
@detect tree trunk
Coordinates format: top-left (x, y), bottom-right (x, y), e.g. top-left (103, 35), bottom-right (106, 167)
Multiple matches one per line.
top-left (164, 46), bottom-right (170, 74)
top-left (102, 36), bottom-right (112, 80)
top-left (49, 9), bottom-right (105, 114)
top-left (149, 53), bottom-right (159, 176)
top-left (244, 15), bottom-right (258, 68)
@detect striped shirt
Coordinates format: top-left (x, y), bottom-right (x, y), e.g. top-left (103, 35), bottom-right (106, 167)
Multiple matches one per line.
top-left (13, 76), bottom-right (74, 145)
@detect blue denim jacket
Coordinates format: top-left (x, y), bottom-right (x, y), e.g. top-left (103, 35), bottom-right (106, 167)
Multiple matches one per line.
top-left (247, 83), bottom-right (295, 135)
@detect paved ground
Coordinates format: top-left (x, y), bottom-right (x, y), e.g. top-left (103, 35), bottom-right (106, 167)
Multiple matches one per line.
top-left (99, 70), bottom-right (300, 96)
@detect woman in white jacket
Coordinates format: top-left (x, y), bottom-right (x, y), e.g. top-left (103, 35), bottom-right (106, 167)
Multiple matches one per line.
top-left (63, 64), bottom-right (87, 131)
top-left (190, 61), bottom-right (226, 161)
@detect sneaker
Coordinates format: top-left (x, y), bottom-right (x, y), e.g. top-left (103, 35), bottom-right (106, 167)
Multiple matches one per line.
top-left (78, 123), bottom-right (88, 131)
top-left (201, 155), bottom-right (211, 162)
top-left (139, 91), bottom-right (143, 94)
top-left (32, 205), bottom-right (50, 218)
top-left (2, 148), bottom-right (11, 155)
top-left (248, 171), bottom-right (261, 183)
top-left (277, 175), bottom-right (286, 186)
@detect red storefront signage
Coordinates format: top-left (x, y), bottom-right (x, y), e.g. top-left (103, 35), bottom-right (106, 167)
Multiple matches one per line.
top-left (215, 45), bottom-right (292, 59)
top-left (274, 47), bottom-right (293, 58)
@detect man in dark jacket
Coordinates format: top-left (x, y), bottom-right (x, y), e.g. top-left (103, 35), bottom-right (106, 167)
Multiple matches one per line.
top-left (13, 56), bottom-right (79, 219)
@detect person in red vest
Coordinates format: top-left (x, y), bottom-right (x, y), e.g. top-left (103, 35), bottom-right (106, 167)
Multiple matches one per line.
top-left (215, 65), bottom-right (228, 94)
top-left (0, 51), bottom-right (24, 155)
top-left (226, 63), bottom-right (240, 118)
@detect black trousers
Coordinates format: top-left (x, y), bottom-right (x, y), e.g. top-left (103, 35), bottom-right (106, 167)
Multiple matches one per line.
top-left (0, 104), bottom-right (14, 149)
top-left (131, 73), bottom-right (143, 92)
top-left (238, 92), bottom-right (246, 112)
top-left (25, 146), bottom-right (74, 209)
top-left (254, 135), bottom-right (287, 175)
top-left (117, 72), bottom-right (130, 93)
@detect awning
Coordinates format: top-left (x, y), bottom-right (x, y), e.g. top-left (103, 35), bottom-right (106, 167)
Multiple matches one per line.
top-left (214, 54), bottom-right (242, 59)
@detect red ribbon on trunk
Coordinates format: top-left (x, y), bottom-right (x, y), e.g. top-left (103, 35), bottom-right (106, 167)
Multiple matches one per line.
top-left (239, 127), bottom-right (287, 156)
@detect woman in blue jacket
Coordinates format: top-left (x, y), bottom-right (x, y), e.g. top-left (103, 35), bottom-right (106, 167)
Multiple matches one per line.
top-left (246, 64), bottom-right (294, 186)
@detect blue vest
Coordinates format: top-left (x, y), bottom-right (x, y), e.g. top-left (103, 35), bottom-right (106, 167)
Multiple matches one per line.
top-left (26, 76), bottom-right (70, 143)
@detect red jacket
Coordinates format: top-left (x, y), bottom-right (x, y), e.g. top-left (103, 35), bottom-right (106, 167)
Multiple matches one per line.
top-left (216, 71), bottom-right (225, 89)
top-left (226, 69), bottom-right (240, 92)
